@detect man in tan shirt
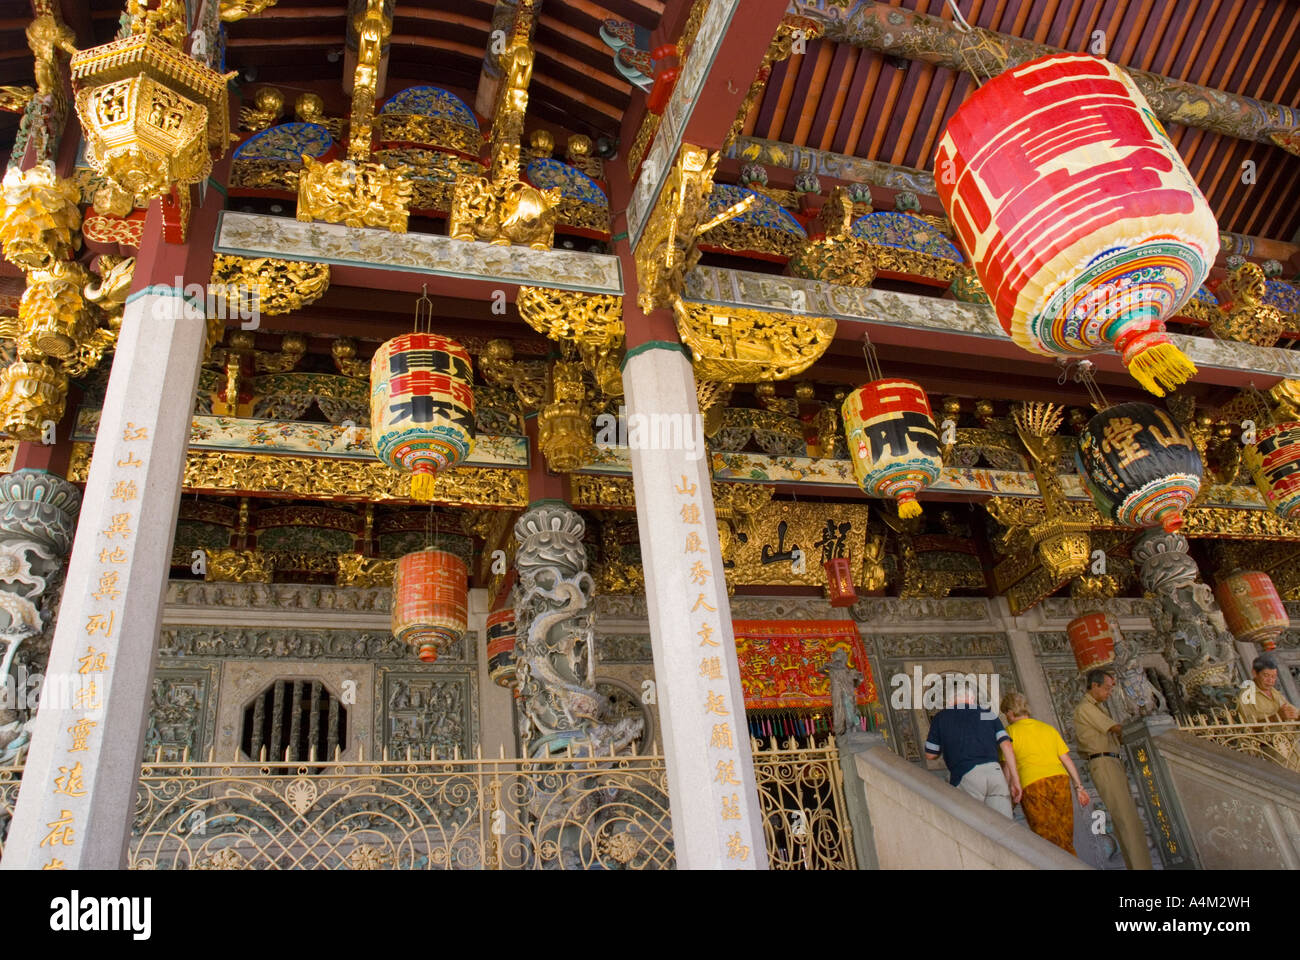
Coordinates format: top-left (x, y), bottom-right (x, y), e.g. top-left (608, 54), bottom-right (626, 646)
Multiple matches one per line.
top-left (1073, 670), bottom-right (1152, 870)
top-left (1238, 656), bottom-right (1299, 723)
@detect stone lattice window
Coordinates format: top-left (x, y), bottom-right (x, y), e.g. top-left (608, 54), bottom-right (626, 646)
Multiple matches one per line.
top-left (241, 679), bottom-right (348, 763)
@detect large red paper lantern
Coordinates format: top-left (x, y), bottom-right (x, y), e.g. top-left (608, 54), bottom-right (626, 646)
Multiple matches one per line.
top-left (1216, 571), bottom-right (1289, 651)
top-left (391, 549), bottom-right (467, 662)
top-left (1067, 612), bottom-right (1119, 672)
top-left (935, 55), bottom-right (1219, 397)
top-left (841, 378), bottom-right (943, 519)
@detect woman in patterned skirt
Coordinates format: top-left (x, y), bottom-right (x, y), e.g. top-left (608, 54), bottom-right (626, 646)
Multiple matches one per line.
top-left (999, 691), bottom-right (1090, 854)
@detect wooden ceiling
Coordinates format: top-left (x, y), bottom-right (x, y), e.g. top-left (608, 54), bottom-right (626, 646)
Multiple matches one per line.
top-left (746, 0), bottom-right (1300, 241)
top-left (0, 0), bottom-right (1296, 244)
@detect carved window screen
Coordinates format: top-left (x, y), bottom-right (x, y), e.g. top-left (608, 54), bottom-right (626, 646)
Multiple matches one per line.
top-left (240, 679), bottom-right (348, 763)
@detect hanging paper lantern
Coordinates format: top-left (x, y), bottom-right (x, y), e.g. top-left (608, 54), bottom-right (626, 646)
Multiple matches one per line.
top-left (1075, 402), bottom-right (1202, 532)
top-left (935, 54), bottom-right (1219, 397)
top-left (824, 557), bottom-right (856, 607)
top-left (392, 549), bottom-right (467, 663)
top-left (486, 607), bottom-right (518, 687)
top-left (1243, 422), bottom-right (1300, 520)
top-left (370, 333), bottom-right (475, 501)
top-left (841, 378), bottom-right (943, 519)
top-left (1067, 612), bottom-right (1119, 672)
top-left (1215, 571), bottom-right (1289, 651)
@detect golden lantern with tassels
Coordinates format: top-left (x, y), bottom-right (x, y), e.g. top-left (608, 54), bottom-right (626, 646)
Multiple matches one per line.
top-left (370, 288), bottom-right (475, 500)
top-left (935, 54), bottom-right (1219, 396)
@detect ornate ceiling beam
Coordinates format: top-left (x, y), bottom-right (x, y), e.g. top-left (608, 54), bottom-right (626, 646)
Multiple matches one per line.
top-left (625, 0), bottom-right (791, 249)
top-left (727, 136), bottom-right (1300, 268)
top-left (798, 0), bottom-right (1300, 156)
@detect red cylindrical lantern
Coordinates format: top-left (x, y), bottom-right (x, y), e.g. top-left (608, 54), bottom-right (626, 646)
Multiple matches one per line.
top-left (935, 54), bottom-right (1219, 397)
top-left (824, 557), bottom-right (856, 607)
top-left (391, 549), bottom-right (467, 662)
top-left (486, 606), bottom-right (517, 687)
top-left (1215, 571), bottom-right (1289, 651)
top-left (1067, 612), bottom-right (1119, 672)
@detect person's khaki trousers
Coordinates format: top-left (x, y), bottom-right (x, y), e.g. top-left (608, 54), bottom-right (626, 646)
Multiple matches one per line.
top-left (1089, 755), bottom-right (1153, 870)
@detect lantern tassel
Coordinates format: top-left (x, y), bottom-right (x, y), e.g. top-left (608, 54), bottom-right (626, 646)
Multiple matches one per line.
top-left (1124, 341), bottom-right (1197, 398)
top-left (411, 471), bottom-right (437, 501)
top-left (897, 496), bottom-right (922, 520)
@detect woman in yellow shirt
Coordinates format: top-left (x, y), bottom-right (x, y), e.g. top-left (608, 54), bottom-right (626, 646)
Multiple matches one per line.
top-left (999, 692), bottom-right (1090, 854)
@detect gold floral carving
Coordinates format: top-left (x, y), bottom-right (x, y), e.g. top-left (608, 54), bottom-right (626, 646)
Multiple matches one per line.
top-left (0, 162), bottom-right (82, 270)
top-left (296, 156), bottom-right (412, 233)
top-left (374, 114), bottom-right (482, 156)
top-left (1210, 262), bottom-right (1286, 347)
top-left (209, 255), bottom-right (330, 316)
top-left (478, 339), bottom-right (548, 410)
top-left (230, 159), bottom-right (298, 192)
top-left (0, 86), bottom-right (34, 113)
top-left (786, 186), bottom-right (876, 287)
top-left (569, 475), bottom-right (635, 510)
top-left (204, 548), bottom-right (273, 583)
top-left (516, 287), bottom-right (624, 396)
top-left (627, 112), bottom-right (661, 179)
top-left (673, 301), bottom-right (836, 382)
top-left (0, 360), bottom-right (67, 440)
top-left (17, 260), bottom-right (91, 360)
top-left (68, 445), bottom-right (529, 507)
top-left (337, 553), bottom-right (394, 587)
top-left (539, 360), bottom-right (595, 473)
top-left (867, 244), bottom-right (959, 282)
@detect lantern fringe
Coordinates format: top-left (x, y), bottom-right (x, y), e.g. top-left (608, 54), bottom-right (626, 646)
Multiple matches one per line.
top-left (1125, 342), bottom-right (1197, 397)
top-left (897, 498), bottom-right (922, 519)
top-left (411, 472), bottom-right (437, 501)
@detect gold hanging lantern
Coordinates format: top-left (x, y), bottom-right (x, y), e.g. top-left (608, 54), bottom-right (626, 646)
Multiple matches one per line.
top-left (70, 27), bottom-right (232, 200)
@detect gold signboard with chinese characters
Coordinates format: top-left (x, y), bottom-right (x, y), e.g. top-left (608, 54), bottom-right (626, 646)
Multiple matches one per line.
top-left (728, 501), bottom-right (870, 588)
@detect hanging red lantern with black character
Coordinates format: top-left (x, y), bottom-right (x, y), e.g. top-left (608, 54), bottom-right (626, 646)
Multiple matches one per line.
top-left (841, 378), bottom-right (943, 520)
top-left (370, 289), bottom-right (475, 501)
top-left (934, 54), bottom-right (1219, 397)
top-left (1075, 402), bottom-right (1202, 532)
top-left (1243, 421), bottom-right (1300, 520)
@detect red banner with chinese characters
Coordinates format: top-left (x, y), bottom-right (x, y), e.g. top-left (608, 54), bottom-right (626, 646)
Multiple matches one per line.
top-left (732, 620), bottom-right (876, 711)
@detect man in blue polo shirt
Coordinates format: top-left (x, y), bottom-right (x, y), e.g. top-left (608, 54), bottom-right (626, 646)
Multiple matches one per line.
top-left (924, 679), bottom-right (1022, 818)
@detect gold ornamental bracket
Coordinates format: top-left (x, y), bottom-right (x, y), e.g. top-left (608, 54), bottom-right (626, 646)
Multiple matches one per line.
top-left (635, 144), bottom-right (733, 315)
top-left (0, 162), bottom-right (82, 271)
top-left (516, 287), bottom-right (625, 397)
top-left (673, 300), bottom-right (836, 382)
top-left (210, 254), bottom-right (330, 316)
top-left (1209, 262), bottom-right (1287, 347)
top-left (347, 0), bottom-right (390, 160)
top-left (786, 186), bottom-right (876, 288)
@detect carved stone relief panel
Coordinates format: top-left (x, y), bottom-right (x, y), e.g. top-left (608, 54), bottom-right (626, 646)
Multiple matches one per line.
top-left (1163, 766), bottom-right (1289, 869)
top-left (595, 633), bottom-right (653, 664)
top-left (143, 668), bottom-right (215, 762)
top-left (378, 668), bottom-right (477, 760)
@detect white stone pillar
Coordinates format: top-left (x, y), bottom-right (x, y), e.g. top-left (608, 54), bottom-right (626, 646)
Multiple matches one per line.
top-left (1, 287), bottom-right (206, 869)
top-left (622, 343), bottom-right (767, 870)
